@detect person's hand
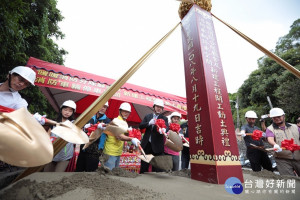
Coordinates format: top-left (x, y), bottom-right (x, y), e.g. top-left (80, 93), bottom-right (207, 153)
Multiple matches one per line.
top-left (127, 127), bottom-right (133, 132)
top-left (33, 113), bottom-right (46, 125)
top-left (149, 118), bottom-right (156, 126)
top-left (273, 144), bottom-right (282, 152)
top-left (262, 132), bottom-right (266, 137)
top-left (84, 123), bottom-right (91, 129)
top-left (179, 133), bottom-right (184, 138)
top-left (131, 138), bottom-right (140, 147)
top-left (240, 131), bottom-right (246, 137)
top-left (97, 123), bottom-right (106, 130)
top-left (159, 128), bottom-right (166, 134)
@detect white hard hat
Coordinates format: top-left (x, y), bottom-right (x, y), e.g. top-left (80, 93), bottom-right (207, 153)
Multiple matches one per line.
top-left (170, 112), bottom-right (181, 119)
top-left (10, 66), bottom-right (36, 85)
top-left (153, 99), bottom-right (164, 108)
top-left (61, 100), bottom-right (77, 112)
top-left (269, 108), bottom-right (285, 118)
top-left (119, 102), bottom-right (131, 112)
top-left (245, 111), bottom-right (258, 118)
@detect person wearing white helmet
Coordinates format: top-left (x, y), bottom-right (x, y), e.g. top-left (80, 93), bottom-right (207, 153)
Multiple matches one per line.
top-left (76, 101), bottom-right (111, 172)
top-left (103, 102), bottom-right (140, 170)
top-left (44, 100), bottom-right (77, 172)
top-left (0, 66), bottom-right (36, 109)
top-left (266, 108), bottom-right (300, 176)
top-left (139, 99), bottom-right (169, 173)
top-left (239, 110), bottom-right (273, 172)
top-left (164, 112), bottom-right (182, 171)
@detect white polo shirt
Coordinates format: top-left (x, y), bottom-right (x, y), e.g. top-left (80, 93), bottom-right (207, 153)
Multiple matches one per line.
top-left (0, 83), bottom-right (28, 109)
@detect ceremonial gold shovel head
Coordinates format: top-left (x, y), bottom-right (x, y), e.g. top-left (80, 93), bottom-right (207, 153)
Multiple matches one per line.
top-left (48, 119), bottom-right (89, 144)
top-left (0, 108), bottom-right (53, 167)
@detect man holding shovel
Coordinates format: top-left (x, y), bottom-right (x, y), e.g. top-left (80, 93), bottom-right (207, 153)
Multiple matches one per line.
top-left (76, 102), bottom-right (111, 172)
top-left (0, 66), bottom-right (36, 110)
top-left (240, 110), bottom-right (273, 172)
top-left (103, 102), bottom-right (140, 170)
top-left (139, 99), bottom-right (169, 173)
top-left (266, 108), bottom-right (300, 176)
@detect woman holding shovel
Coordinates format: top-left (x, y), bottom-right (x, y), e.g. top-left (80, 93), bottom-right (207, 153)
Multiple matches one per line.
top-left (103, 102), bottom-right (140, 170)
top-left (164, 112), bottom-right (182, 171)
top-left (43, 100), bottom-right (77, 172)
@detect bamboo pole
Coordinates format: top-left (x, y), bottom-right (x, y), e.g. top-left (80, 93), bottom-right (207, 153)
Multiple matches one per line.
top-left (211, 13), bottom-right (300, 79)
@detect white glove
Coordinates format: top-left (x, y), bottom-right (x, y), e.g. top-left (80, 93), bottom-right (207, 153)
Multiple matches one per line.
top-left (84, 123), bottom-right (91, 129)
top-left (97, 123), bottom-right (106, 130)
top-left (262, 132), bottom-right (266, 137)
top-left (179, 133), bottom-right (184, 138)
top-left (273, 144), bottom-right (282, 152)
top-left (131, 138), bottom-right (140, 147)
top-left (128, 127), bottom-right (133, 132)
top-left (33, 113), bottom-right (46, 125)
top-left (159, 128), bottom-right (166, 134)
top-left (240, 130), bottom-right (246, 137)
top-left (149, 118), bottom-right (156, 126)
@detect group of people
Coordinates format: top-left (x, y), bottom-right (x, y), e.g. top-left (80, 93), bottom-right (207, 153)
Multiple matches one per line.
top-left (0, 66), bottom-right (191, 174)
top-left (6, 66), bottom-right (300, 177)
top-left (240, 108), bottom-right (300, 176)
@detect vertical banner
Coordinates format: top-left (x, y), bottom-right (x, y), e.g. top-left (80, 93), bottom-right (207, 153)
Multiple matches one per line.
top-left (181, 5), bottom-right (244, 184)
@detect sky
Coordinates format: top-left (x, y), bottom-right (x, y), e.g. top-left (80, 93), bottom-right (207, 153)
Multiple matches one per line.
top-left (55, 0), bottom-right (300, 98)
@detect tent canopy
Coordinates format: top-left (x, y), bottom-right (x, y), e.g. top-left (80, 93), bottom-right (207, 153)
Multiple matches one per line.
top-left (26, 57), bottom-right (187, 125)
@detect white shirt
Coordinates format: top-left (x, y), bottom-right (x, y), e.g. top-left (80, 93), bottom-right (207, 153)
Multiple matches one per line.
top-left (0, 83), bottom-right (28, 109)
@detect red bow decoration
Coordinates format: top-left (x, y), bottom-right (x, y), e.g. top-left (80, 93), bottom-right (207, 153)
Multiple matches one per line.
top-left (169, 123), bottom-right (181, 133)
top-left (155, 119), bottom-right (166, 133)
top-left (0, 105), bottom-right (14, 113)
top-left (251, 130), bottom-right (263, 141)
top-left (128, 128), bottom-right (142, 140)
top-left (182, 137), bottom-right (189, 143)
top-left (86, 124), bottom-right (98, 136)
top-left (281, 138), bottom-right (300, 152)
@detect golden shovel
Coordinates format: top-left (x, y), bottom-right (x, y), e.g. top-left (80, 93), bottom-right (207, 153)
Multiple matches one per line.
top-left (137, 144), bottom-right (154, 163)
top-left (45, 118), bottom-right (89, 144)
top-left (0, 108), bottom-right (53, 167)
top-left (164, 130), bottom-right (183, 152)
top-left (103, 118), bottom-right (128, 137)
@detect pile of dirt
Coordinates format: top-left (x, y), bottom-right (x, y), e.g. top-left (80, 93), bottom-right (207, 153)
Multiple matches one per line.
top-left (169, 169), bottom-right (191, 178)
top-left (0, 172), bottom-right (164, 200)
top-left (99, 167), bottom-right (140, 178)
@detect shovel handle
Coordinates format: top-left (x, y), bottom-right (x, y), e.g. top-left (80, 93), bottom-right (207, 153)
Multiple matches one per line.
top-left (44, 118), bottom-right (58, 126)
top-left (138, 144), bottom-right (148, 162)
top-left (181, 136), bottom-right (189, 145)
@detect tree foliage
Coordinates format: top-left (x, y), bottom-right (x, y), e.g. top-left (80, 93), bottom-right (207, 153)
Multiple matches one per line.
top-left (0, 0), bottom-right (67, 117)
top-left (231, 19), bottom-right (300, 126)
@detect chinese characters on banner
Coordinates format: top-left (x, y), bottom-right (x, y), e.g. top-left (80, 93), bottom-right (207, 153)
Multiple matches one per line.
top-left (31, 67), bottom-right (187, 112)
top-left (181, 5), bottom-right (243, 184)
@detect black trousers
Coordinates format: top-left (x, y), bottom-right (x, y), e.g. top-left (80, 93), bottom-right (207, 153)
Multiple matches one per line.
top-left (75, 151), bottom-right (99, 172)
top-left (140, 142), bottom-right (164, 174)
top-left (246, 148), bottom-right (273, 172)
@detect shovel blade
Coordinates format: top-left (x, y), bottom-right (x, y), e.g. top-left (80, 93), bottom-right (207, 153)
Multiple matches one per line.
top-left (0, 108), bottom-right (53, 167)
top-left (138, 154), bottom-right (154, 163)
top-left (51, 120), bottom-right (89, 144)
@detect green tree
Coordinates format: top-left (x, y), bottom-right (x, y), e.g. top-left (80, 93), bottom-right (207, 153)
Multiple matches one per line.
top-left (0, 0), bottom-right (67, 117)
top-left (231, 19), bottom-right (300, 124)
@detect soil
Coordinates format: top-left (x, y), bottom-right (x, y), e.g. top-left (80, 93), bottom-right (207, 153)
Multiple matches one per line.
top-left (0, 168), bottom-right (164, 200)
top-left (1, 167), bottom-right (300, 200)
